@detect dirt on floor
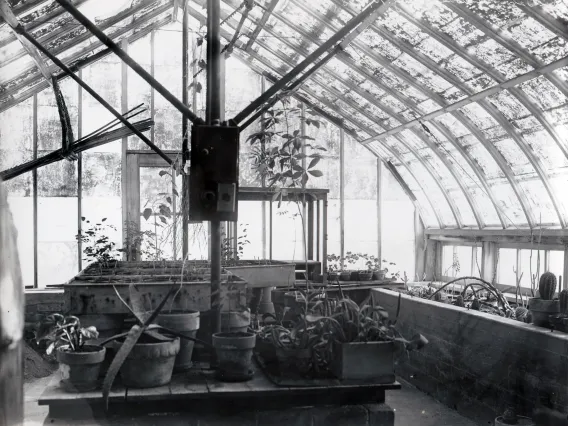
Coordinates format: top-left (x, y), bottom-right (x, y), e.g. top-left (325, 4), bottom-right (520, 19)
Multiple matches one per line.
top-left (23, 342), bottom-right (57, 383)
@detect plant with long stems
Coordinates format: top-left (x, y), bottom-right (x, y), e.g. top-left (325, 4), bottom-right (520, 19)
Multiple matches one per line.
top-left (248, 96), bottom-right (326, 289)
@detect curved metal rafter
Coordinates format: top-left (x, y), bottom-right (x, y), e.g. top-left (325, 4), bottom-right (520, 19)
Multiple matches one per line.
top-left (479, 98), bottom-right (567, 227)
top-left (456, 111), bottom-right (536, 228)
top-left (426, 120), bottom-right (508, 228)
top-left (391, 3), bottom-right (568, 162)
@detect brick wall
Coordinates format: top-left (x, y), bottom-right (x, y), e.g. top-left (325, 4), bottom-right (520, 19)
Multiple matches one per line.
top-left (372, 288), bottom-right (568, 425)
top-left (24, 290), bottom-right (66, 324)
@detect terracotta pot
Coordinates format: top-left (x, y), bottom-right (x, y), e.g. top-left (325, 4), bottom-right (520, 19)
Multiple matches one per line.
top-left (373, 270), bottom-right (386, 281)
top-left (339, 271), bottom-right (352, 281)
top-left (349, 271), bottom-right (359, 280)
top-left (56, 345), bottom-right (106, 392)
top-left (358, 271), bottom-right (373, 281)
top-left (327, 272), bottom-right (339, 282)
top-left (156, 310), bottom-right (200, 371)
top-left (112, 335), bottom-right (180, 388)
top-left (331, 341), bottom-right (394, 382)
top-left (212, 332), bottom-right (256, 382)
top-left (528, 298), bottom-right (559, 327)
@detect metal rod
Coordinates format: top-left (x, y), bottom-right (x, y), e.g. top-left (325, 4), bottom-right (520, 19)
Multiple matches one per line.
top-left (339, 128), bottom-right (344, 268)
top-left (0, 119), bottom-right (154, 181)
top-left (232, 0), bottom-right (392, 125)
top-left (77, 71), bottom-right (83, 272)
top-left (239, 46), bottom-right (339, 131)
top-left (14, 24), bottom-right (173, 166)
top-left (182, 1), bottom-right (190, 259)
top-left (207, 0), bottom-right (222, 339)
top-left (54, 0), bottom-right (203, 126)
top-left (32, 93), bottom-right (38, 289)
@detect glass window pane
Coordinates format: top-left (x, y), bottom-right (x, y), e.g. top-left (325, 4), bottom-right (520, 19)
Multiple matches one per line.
top-left (498, 248), bottom-right (517, 286)
top-left (549, 251), bottom-right (565, 285)
top-left (519, 249), bottom-right (546, 290)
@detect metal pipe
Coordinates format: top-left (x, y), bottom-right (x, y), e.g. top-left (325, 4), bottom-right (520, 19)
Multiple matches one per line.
top-left (14, 23), bottom-right (173, 166)
top-left (182, 1), bottom-right (190, 259)
top-left (54, 0), bottom-right (203, 126)
top-left (232, 0), bottom-right (392, 125)
top-left (207, 0), bottom-right (222, 338)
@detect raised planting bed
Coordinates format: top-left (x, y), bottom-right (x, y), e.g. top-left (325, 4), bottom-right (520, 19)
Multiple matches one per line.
top-left (372, 288), bottom-right (568, 426)
top-left (64, 261), bottom-right (248, 315)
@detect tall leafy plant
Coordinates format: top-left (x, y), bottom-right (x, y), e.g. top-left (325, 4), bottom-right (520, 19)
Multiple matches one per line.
top-left (247, 97), bottom-right (326, 284)
top-left (76, 217), bottom-right (120, 268)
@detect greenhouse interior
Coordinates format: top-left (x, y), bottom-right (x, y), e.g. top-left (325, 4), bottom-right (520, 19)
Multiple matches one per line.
top-left (1, 0), bottom-right (568, 425)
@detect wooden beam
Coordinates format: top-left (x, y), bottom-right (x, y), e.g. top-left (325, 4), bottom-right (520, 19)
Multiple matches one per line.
top-left (0, 179), bottom-right (25, 426)
top-left (244, 0), bottom-right (278, 52)
top-left (0, 8), bottom-right (173, 111)
top-left (0, 0), bottom-right (49, 25)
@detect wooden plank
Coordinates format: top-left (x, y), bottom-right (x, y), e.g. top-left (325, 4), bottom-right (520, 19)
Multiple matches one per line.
top-left (39, 374), bottom-right (126, 405)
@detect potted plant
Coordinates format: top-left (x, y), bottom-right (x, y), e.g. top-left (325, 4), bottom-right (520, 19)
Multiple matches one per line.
top-left (529, 272), bottom-right (559, 327)
top-left (36, 314), bottom-right (104, 392)
top-left (319, 295), bottom-right (428, 381)
top-left (549, 289), bottom-right (568, 333)
top-left (325, 254), bottom-right (341, 282)
top-left (212, 331), bottom-right (256, 382)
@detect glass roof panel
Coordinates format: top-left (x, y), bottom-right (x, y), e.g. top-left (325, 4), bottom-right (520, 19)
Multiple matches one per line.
top-left (469, 186), bottom-right (501, 227)
top-left (434, 114), bottom-right (471, 138)
top-left (487, 90), bottom-right (531, 121)
top-left (550, 175), bottom-right (568, 222)
top-left (459, 0), bottom-right (524, 27)
top-left (493, 138), bottom-right (535, 177)
top-left (466, 142), bottom-right (505, 180)
top-left (523, 130), bottom-right (568, 172)
top-left (490, 182), bottom-right (528, 227)
top-left (395, 165), bottom-right (439, 228)
top-left (379, 9), bottom-right (429, 47)
top-left (518, 75), bottom-right (568, 110)
top-left (544, 105), bottom-right (568, 128)
top-left (507, 16), bottom-right (558, 53)
top-left (532, 37), bottom-right (568, 64)
top-left (459, 103), bottom-right (500, 130)
top-left (519, 179), bottom-right (559, 225)
top-left (448, 189), bottom-right (478, 227)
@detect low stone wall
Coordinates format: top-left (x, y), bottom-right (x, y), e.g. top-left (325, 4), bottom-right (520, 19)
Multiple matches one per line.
top-left (372, 288), bottom-right (568, 425)
top-left (24, 290), bottom-right (65, 324)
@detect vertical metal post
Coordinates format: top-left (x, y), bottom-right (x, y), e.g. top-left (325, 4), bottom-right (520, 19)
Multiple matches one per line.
top-left (120, 40), bottom-right (128, 262)
top-left (261, 76), bottom-right (267, 259)
top-left (339, 128), bottom-right (345, 267)
top-left (77, 69), bottom-right (83, 270)
top-left (563, 244), bottom-right (568, 290)
top-left (207, 0), bottom-right (222, 338)
top-left (33, 93), bottom-right (38, 288)
top-left (376, 159), bottom-right (382, 266)
top-left (300, 102), bottom-right (307, 261)
top-left (269, 201), bottom-right (273, 260)
top-left (150, 30), bottom-right (156, 144)
top-left (182, 2), bottom-right (190, 259)
top-left (323, 194), bottom-right (328, 283)
top-left (316, 200), bottom-right (320, 261)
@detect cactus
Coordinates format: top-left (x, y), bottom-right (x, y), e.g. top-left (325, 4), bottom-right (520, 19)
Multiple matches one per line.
top-left (434, 291), bottom-right (443, 302)
top-left (455, 295), bottom-right (465, 307)
top-left (538, 272), bottom-right (557, 300)
top-left (501, 407), bottom-right (518, 425)
top-left (515, 306), bottom-right (529, 322)
top-left (471, 298), bottom-right (480, 310)
top-left (560, 289), bottom-right (568, 315)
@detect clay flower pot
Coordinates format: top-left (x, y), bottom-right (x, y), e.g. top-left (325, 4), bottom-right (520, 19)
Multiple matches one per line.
top-left (339, 271), bottom-right (352, 281)
top-left (494, 415), bottom-right (535, 426)
top-left (528, 297), bottom-right (559, 327)
top-left (112, 335), bottom-right (180, 388)
top-left (56, 345), bottom-right (106, 392)
top-left (212, 331), bottom-right (256, 382)
top-left (275, 347), bottom-right (312, 376)
top-left (156, 310), bottom-right (200, 371)
top-left (373, 270), bottom-right (386, 281)
top-left (358, 271), bottom-right (373, 281)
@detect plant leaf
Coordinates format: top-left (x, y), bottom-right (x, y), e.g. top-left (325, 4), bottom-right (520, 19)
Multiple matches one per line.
top-left (102, 325), bottom-right (145, 410)
top-left (142, 208), bottom-right (153, 221)
top-left (308, 169), bottom-right (323, 177)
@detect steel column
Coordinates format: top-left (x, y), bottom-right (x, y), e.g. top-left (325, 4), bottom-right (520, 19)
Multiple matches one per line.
top-left (206, 0), bottom-right (222, 338)
top-left (182, 2), bottom-right (190, 259)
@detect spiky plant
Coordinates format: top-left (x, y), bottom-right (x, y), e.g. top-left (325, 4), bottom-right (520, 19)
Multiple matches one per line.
top-left (538, 272), bottom-right (557, 300)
